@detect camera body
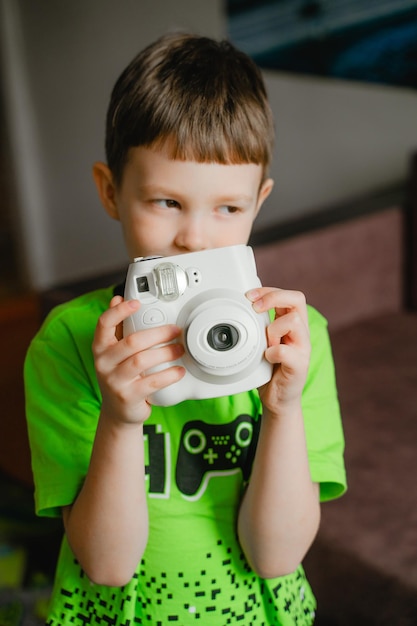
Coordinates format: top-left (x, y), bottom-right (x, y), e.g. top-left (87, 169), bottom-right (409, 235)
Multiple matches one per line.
top-left (123, 245), bottom-right (272, 406)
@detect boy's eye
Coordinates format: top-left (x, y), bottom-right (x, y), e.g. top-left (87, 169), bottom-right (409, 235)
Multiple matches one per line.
top-left (155, 199), bottom-right (180, 209)
top-left (218, 205), bottom-right (240, 215)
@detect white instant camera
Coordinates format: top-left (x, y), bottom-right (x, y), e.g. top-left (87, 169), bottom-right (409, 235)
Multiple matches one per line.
top-left (123, 245), bottom-right (272, 406)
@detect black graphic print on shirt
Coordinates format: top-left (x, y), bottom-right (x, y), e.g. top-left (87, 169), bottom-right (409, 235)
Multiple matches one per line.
top-left (144, 414), bottom-right (261, 501)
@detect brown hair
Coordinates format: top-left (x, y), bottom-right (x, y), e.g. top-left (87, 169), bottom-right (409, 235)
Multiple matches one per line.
top-left (105, 32), bottom-right (275, 186)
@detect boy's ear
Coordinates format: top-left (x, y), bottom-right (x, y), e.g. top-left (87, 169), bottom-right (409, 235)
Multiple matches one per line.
top-left (255, 177), bottom-right (274, 216)
top-left (92, 162), bottom-right (120, 220)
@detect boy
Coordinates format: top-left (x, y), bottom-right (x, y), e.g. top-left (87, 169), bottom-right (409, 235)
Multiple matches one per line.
top-left (25, 33), bottom-right (346, 625)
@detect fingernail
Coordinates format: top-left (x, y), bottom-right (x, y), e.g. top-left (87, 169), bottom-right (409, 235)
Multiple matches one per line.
top-left (252, 299), bottom-right (263, 312)
top-left (246, 289), bottom-right (260, 302)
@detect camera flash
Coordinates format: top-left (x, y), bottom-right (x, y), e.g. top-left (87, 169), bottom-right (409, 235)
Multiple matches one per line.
top-left (155, 262), bottom-right (187, 301)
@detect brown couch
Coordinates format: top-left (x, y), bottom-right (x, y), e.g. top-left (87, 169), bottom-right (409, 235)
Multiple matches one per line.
top-left (251, 156), bottom-right (417, 625)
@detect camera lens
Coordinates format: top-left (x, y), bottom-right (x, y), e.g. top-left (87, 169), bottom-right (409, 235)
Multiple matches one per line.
top-left (207, 324), bottom-right (239, 351)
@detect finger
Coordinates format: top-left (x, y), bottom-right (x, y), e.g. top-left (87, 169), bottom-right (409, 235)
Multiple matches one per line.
top-left (265, 342), bottom-right (304, 369)
top-left (266, 310), bottom-right (310, 348)
top-left (247, 287), bottom-right (307, 313)
top-left (118, 324), bottom-right (183, 360)
top-left (145, 365), bottom-right (186, 404)
top-left (101, 361), bottom-right (185, 422)
top-left (94, 324), bottom-right (183, 374)
top-left (122, 363), bottom-right (186, 409)
top-left (107, 341), bottom-right (185, 387)
top-left (94, 299), bottom-right (141, 352)
top-left (247, 287), bottom-right (309, 325)
top-left (110, 295), bottom-right (125, 340)
top-left (110, 295), bottom-right (124, 308)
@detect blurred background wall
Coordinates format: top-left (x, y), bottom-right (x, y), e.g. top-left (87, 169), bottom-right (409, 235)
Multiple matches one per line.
top-left (1, 0), bottom-right (417, 291)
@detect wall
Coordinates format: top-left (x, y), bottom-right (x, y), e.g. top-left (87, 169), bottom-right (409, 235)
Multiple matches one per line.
top-left (1, 0), bottom-right (417, 289)
top-left (0, 0), bottom-right (224, 289)
top-left (258, 71), bottom-right (417, 228)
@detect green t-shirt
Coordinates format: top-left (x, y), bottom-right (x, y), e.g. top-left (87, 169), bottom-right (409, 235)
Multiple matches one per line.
top-left (24, 286), bottom-right (346, 626)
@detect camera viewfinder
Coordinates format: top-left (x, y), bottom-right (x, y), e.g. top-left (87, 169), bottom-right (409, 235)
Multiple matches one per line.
top-left (137, 276), bottom-right (150, 293)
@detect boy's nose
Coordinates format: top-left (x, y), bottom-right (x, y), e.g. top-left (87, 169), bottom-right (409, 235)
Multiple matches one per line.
top-left (174, 216), bottom-right (208, 252)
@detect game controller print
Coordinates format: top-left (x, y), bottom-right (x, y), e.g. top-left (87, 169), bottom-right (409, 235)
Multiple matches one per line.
top-left (176, 415), bottom-right (261, 500)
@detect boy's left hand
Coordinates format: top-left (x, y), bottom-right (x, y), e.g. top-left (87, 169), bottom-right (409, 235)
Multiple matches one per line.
top-left (247, 287), bottom-right (311, 415)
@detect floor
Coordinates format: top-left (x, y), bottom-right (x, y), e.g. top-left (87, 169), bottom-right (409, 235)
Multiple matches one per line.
top-left (0, 294), bottom-right (62, 624)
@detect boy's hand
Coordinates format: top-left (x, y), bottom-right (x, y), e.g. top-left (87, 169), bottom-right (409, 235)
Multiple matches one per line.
top-left (93, 295), bottom-right (185, 425)
top-left (247, 287), bottom-right (311, 415)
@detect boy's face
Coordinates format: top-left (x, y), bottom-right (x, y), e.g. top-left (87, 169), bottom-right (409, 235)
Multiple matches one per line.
top-left (94, 145), bottom-right (273, 260)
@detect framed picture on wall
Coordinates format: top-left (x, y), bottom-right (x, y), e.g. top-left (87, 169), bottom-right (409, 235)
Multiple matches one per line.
top-left (226, 0), bottom-right (417, 89)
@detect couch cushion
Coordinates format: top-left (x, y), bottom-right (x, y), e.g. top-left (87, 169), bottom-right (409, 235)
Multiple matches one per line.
top-left (304, 312), bottom-right (417, 625)
top-left (254, 207), bottom-right (403, 331)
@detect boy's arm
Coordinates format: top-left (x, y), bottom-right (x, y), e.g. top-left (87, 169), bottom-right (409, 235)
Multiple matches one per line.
top-left (237, 288), bottom-right (320, 579)
top-left (62, 296), bottom-right (185, 587)
top-left (62, 416), bottom-right (147, 587)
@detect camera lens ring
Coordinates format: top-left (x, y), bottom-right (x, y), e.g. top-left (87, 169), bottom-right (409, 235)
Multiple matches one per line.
top-left (181, 296), bottom-right (262, 376)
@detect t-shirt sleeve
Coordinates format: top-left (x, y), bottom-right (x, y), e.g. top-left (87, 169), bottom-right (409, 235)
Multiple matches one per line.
top-left (24, 296), bottom-right (106, 518)
top-left (302, 306), bottom-right (347, 502)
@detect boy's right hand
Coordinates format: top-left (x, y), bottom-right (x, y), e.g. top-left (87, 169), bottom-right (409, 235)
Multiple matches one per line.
top-left (93, 295), bottom-right (185, 425)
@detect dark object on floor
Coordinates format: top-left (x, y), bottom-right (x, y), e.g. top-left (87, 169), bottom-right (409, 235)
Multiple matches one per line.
top-left (0, 470), bottom-right (63, 586)
top-left (0, 600), bottom-right (24, 626)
